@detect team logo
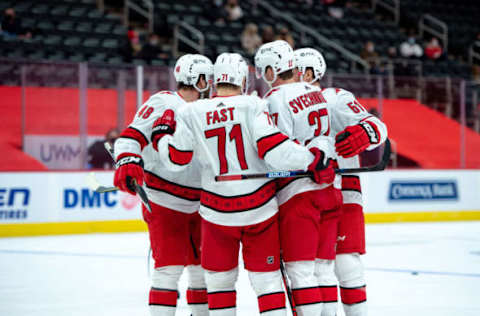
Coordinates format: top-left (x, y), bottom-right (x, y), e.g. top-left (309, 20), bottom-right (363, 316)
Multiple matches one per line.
top-left (176, 65), bottom-right (180, 73)
top-left (267, 256), bottom-right (275, 264)
top-left (337, 235), bottom-right (346, 242)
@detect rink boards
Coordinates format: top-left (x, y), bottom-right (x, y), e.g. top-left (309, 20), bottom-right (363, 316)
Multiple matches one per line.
top-left (0, 170), bottom-right (479, 236)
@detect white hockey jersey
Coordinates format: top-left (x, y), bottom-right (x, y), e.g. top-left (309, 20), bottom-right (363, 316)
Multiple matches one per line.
top-left (156, 94), bottom-right (315, 227)
top-left (264, 82), bottom-right (337, 205)
top-left (114, 91), bottom-right (201, 214)
top-left (323, 87), bottom-right (388, 205)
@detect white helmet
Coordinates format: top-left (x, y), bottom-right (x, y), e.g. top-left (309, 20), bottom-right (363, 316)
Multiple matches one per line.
top-left (294, 48), bottom-right (326, 83)
top-left (254, 40), bottom-right (295, 86)
top-left (174, 54), bottom-right (213, 93)
top-left (214, 53), bottom-right (249, 93)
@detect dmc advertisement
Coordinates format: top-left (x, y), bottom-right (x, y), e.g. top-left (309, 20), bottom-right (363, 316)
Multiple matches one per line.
top-left (0, 171), bottom-right (142, 224)
top-left (1, 170), bottom-right (479, 226)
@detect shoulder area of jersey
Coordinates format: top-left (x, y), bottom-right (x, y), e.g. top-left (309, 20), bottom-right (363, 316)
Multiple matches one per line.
top-left (147, 90), bottom-right (185, 104)
top-left (321, 87), bottom-right (353, 98)
top-left (181, 96), bottom-right (211, 110)
top-left (264, 82), bottom-right (320, 99)
top-left (211, 93), bottom-right (262, 104)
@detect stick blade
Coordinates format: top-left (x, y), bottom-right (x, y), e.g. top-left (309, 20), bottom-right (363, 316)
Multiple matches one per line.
top-left (86, 172), bottom-right (118, 193)
top-left (86, 172), bottom-right (101, 191)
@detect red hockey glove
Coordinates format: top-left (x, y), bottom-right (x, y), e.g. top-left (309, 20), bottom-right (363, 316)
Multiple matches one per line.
top-left (307, 147), bottom-right (335, 184)
top-left (335, 122), bottom-right (378, 158)
top-left (151, 109), bottom-right (176, 151)
top-left (113, 153), bottom-right (144, 195)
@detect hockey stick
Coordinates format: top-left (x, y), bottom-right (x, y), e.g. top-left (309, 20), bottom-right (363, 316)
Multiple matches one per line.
top-left (215, 138), bottom-right (391, 182)
top-left (85, 172), bottom-right (146, 197)
top-left (86, 172), bottom-right (119, 193)
top-left (103, 142), bottom-right (152, 213)
top-left (280, 257), bottom-right (298, 316)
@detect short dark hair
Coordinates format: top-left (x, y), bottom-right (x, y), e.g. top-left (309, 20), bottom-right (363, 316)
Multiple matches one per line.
top-left (176, 74), bottom-right (206, 91)
top-left (278, 69), bottom-right (294, 80)
top-left (216, 83), bottom-right (240, 90)
top-left (176, 82), bottom-right (196, 91)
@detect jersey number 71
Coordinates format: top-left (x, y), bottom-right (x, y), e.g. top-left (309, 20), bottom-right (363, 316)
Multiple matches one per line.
top-left (205, 124), bottom-right (248, 174)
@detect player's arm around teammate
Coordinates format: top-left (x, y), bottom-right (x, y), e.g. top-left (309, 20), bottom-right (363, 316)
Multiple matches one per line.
top-left (153, 53), bottom-right (335, 316)
top-left (114, 54), bottom-right (214, 316)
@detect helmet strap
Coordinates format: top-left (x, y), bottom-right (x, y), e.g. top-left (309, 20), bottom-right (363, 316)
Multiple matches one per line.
top-left (194, 77), bottom-right (209, 93)
top-left (262, 67), bottom-right (276, 88)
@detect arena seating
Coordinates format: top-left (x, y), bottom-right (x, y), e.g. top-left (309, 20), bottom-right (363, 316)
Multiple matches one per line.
top-left (1, 0), bottom-right (476, 79)
top-left (400, 0), bottom-right (480, 58)
top-left (0, 0), bottom-right (128, 64)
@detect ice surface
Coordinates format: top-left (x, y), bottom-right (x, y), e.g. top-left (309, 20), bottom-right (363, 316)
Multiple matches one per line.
top-left (0, 221), bottom-right (479, 316)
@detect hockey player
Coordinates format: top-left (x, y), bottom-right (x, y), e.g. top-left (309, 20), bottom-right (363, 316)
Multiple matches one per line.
top-left (255, 40), bottom-right (343, 316)
top-left (113, 54), bottom-right (213, 316)
top-left (295, 47), bottom-right (388, 316)
top-left (151, 52), bottom-right (336, 316)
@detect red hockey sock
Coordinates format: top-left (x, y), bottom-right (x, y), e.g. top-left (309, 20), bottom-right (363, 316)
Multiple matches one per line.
top-left (292, 286), bottom-right (322, 306)
top-left (149, 287), bottom-right (178, 307)
top-left (208, 290), bottom-right (236, 310)
top-left (320, 285), bottom-right (338, 303)
top-left (340, 285), bottom-right (366, 305)
top-left (257, 291), bottom-right (286, 313)
top-left (187, 288), bottom-right (208, 305)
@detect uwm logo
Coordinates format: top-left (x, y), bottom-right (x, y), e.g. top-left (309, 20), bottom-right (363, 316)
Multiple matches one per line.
top-left (40, 144), bottom-right (81, 162)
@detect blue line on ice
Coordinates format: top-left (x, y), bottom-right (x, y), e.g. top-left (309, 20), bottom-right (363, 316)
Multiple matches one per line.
top-left (366, 267), bottom-right (480, 278)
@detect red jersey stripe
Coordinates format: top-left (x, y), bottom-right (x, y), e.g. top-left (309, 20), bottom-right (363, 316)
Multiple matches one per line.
top-left (257, 132), bottom-right (289, 159)
top-left (116, 152), bottom-right (142, 161)
top-left (120, 126), bottom-right (149, 150)
top-left (168, 144), bottom-right (193, 166)
top-left (201, 181), bottom-right (276, 213)
top-left (263, 88), bottom-right (280, 98)
top-left (144, 170), bottom-right (200, 201)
